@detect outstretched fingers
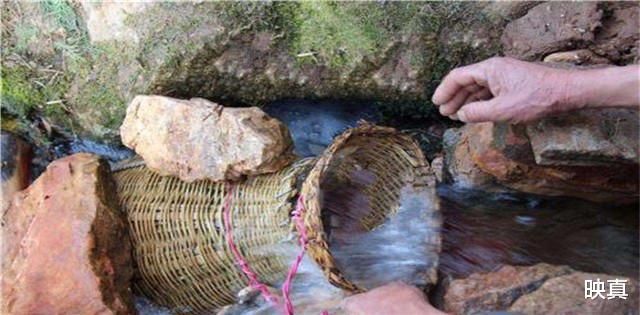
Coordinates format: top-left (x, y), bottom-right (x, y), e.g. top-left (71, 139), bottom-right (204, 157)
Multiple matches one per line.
top-left (432, 64), bottom-right (487, 106)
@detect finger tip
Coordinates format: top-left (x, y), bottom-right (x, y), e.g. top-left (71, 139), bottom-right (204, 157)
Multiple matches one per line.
top-left (438, 106), bottom-right (452, 117)
top-left (457, 110), bottom-right (468, 122)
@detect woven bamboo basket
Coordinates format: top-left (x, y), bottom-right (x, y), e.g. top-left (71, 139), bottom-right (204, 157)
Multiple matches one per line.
top-left (299, 123), bottom-right (440, 292)
top-left (113, 123), bottom-right (440, 313)
top-left (113, 156), bottom-right (314, 314)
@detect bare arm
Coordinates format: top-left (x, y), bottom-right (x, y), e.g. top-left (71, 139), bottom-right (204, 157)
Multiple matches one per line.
top-left (432, 57), bottom-right (640, 124)
top-left (564, 65), bottom-right (640, 110)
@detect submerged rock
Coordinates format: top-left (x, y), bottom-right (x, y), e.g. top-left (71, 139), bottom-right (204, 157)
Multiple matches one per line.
top-left (443, 119), bottom-right (639, 203)
top-left (120, 95), bottom-right (295, 182)
top-left (1, 153), bottom-right (135, 315)
top-left (442, 263), bottom-right (638, 315)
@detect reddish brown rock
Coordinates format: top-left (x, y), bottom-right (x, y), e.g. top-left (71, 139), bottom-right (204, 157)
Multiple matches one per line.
top-left (510, 271), bottom-right (639, 315)
top-left (443, 264), bottom-right (572, 314)
top-left (502, 2), bottom-right (602, 61)
top-left (1, 153), bottom-right (135, 315)
top-left (443, 118), bottom-right (639, 203)
top-left (120, 95), bottom-right (296, 182)
top-left (444, 264), bottom-right (638, 315)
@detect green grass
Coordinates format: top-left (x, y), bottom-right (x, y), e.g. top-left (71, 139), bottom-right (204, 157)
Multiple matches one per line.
top-left (290, 2), bottom-right (420, 68)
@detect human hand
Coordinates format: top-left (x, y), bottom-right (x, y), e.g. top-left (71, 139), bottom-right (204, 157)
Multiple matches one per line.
top-left (432, 57), bottom-right (574, 124)
top-left (341, 282), bottom-right (447, 315)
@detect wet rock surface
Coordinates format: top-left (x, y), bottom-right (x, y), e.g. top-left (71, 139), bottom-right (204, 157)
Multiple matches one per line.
top-left (120, 95), bottom-right (295, 182)
top-left (441, 263), bottom-right (638, 315)
top-left (1, 153), bottom-right (135, 314)
top-left (443, 119), bottom-right (639, 203)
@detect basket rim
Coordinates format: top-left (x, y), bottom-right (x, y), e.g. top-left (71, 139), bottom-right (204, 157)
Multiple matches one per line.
top-left (299, 122), bottom-right (432, 292)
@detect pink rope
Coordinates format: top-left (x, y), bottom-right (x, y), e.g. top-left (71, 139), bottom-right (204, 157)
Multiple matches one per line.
top-left (281, 195), bottom-right (308, 314)
top-left (222, 183), bottom-right (279, 305)
top-left (282, 195), bottom-right (329, 315)
top-left (224, 187), bottom-right (328, 315)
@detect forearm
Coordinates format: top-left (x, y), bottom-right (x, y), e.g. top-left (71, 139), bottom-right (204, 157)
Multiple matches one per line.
top-left (562, 65), bottom-right (640, 110)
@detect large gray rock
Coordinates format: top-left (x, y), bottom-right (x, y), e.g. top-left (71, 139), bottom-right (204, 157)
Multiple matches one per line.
top-left (526, 109), bottom-right (639, 166)
top-left (120, 95), bottom-right (296, 182)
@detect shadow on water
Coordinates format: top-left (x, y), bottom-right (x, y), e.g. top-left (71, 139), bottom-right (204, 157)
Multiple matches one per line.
top-left (438, 184), bottom-right (639, 279)
top-left (263, 99), bottom-right (379, 157)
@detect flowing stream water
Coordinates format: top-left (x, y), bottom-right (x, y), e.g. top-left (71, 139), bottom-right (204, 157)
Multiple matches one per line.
top-left (266, 99), bottom-right (638, 281)
top-left (35, 99), bottom-right (638, 314)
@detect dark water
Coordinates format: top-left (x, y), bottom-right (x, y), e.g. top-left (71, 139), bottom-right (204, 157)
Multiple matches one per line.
top-left (438, 185), bottom-right (639, 279)
top-left (52, 138), bottom-right (134, 164)
top-left (31, 138), bottom-right (134, 176)
top-left (263, 99), bottom-right (379, 157)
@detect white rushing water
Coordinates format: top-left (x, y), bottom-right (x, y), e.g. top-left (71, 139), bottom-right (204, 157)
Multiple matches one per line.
top-left (329, 184), bottom-right (441, 290)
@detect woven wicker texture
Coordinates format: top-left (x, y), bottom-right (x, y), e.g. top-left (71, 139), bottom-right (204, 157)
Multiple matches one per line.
top-left (299, 123), bottom-right (438, 292)
top-left (113, 157), bottom-right (312, 314)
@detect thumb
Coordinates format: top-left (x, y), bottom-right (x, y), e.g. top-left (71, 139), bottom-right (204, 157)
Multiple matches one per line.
top-left (457, 98), bottom-right (504, 123)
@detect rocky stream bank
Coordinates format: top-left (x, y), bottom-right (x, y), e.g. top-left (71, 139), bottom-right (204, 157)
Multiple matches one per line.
top-left (2, 1), bottom-right (639, 315)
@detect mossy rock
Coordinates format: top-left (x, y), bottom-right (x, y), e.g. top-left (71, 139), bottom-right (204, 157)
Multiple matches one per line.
top-left (3, 1), bottom-right (514, 143)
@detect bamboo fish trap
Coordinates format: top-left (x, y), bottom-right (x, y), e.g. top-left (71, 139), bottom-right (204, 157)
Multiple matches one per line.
top-left (299, 123), bottom-right (440, 292)
top-left (113, 123), bottom-right (440, 313)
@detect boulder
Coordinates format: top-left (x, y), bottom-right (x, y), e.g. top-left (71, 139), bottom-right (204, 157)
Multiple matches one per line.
top-left (1, 131), bottom-right (31, 212)
top-left (502, 2), bottom-right (602, 61)
top-left (1, 153), bottom-right (135, 315)
top-left (120, 95), bottom-right (296, 182)
top-left (443, 118), bottom-right (639, 203)
top-left (443, 264), bottom-right (639, 315)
